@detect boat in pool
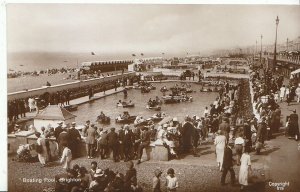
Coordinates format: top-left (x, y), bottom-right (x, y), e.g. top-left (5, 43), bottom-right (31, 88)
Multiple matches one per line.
top-left (115, 116), bottom-right (137, 124)
top-left (146, 105), bottom-right (161, 111)
top-left (117, 102), bottom-right (135, 108)
top-left (97, 115), bottom-right (111, 124)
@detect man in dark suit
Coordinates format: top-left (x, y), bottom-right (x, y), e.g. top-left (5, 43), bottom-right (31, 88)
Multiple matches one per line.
top-left (289, 110), bottom-right (299, 140)
top-left (221, 144), bottom-right (235, 186)
top-left (118, 126), bottom-right (125, 161)
top-left (58, 125), bottom-right (69, 157)
top-left (68, 122), bottom-right (81, 158)
top-left (137, 127), bottom-right (150, 164)
top-left (54, 122), bottom-right (63, 142)
top-left (107, 127), bottom-right (119, 162)
top-left (85, 123), bottom-right (98, 159)
top-left (97, 129), bottom-right (108, 159)
top-left (122, 125), bottom-right (134, 161)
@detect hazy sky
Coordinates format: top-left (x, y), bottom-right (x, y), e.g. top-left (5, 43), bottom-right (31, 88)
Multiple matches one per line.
top-left (6, 4), bottom-right (300, 55)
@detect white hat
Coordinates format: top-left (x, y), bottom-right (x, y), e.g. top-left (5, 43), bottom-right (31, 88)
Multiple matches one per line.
top-left (163, 124), bottom-right (168, 128)
top-left (94, 169), bottom-right (104, 177)
top-left (71, 122), bottom-right (76, 125)
top-left (172, 117), bottom-right (178, 122)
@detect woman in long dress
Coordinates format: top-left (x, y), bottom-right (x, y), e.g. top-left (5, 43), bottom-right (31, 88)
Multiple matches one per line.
top-left (214, 130), bottom-right (227, 171)
top-left (35, 132), bottom-right (48, 167)
top-left (239, 148), bottom-right (252, 190)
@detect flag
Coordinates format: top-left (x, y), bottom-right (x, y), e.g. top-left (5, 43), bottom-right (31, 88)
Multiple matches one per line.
top-left (132, 54), bottom-right (136, 57)
top-left (91, 52), bottom-right (95, 55)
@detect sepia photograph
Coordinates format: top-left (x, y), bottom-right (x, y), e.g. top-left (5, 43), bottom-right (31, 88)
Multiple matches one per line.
top-left (4, 1), bottom-right (300, 192)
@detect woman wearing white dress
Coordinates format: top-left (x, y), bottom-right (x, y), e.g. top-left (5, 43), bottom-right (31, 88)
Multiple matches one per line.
top-left (60, 143), bottom-right (72, 170)
top-left (279, 85), bottom-right (286, 102)
top-left (214, 130), bottom-right (227, 171)
top-left (239, 148), bottom-right (252, 190)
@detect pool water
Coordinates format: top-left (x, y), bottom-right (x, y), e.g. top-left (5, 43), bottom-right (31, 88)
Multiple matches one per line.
top-left (72, 82), bottom-right (218, 129)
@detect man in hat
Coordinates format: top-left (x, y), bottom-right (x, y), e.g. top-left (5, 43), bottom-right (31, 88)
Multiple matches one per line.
top-left (97, 129), bottom-right (108, 159)
top-left (288, 110), bottom-right (299, 141)
top-left (118, 125), bottom-right (125, 161)
top-left (68, 122), bottom-right (81, 158)
top-left (180, 116), bottom-right (195, 153)
top-left (221, 144), bottom-right (235, 186)
top-left (83, 120), bottom-right (91, 137)
top-left (54, 121), bottom-right (63, 141)
top-left (122, 125), bottom-right (134, 162)
top-left (107, 127), bottom-right (119, 162)
top-left (256, 117), bottom-right (267, 154)
top-left (137, 126), bottom-right (150, 164)
top-left (86, 123), bottom-right (98, 159)
top-left (58, 124), bottom-right (69, 157)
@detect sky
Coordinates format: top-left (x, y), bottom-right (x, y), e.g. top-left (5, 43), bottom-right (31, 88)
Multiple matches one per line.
top-left (6, 4), bottom-right (300, 55)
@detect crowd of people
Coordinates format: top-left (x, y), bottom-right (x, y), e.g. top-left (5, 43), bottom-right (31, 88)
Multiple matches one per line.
top-left (8, 67), bottom-right (77, 79)
top-left (11, 66), bottom-right (300, 191)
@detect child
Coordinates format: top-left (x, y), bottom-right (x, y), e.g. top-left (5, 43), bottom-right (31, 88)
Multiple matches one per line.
top-left (165, 168), bottom-right (178, 191)
top-left (153, 169), bottom-right (162, 192)
top-left (60, 143), bottom-right (72, 170)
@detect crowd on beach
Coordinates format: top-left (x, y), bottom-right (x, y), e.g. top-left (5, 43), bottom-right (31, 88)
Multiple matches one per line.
top-left (8, 67), bottom-right (78, 78)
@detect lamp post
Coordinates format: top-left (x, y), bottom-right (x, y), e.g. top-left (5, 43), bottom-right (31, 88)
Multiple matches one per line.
top-left (260, 34), bottom-right (263, 66)
top-left (273, 16), bottom-right (279, 71)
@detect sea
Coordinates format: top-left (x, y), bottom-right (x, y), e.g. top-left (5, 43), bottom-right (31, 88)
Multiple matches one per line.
top-left (7, 52), bottom-right (138, 72)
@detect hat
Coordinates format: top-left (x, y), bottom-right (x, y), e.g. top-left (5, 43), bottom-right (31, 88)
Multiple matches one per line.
top-left (94, 169), bottom-right (104, 177)
top-left (172, 117), bottom-right (178, 122)
top-left (163, 124), bottom-right (168, 128)
top-left (62, 124), bottom-right (67, 128)
top-left (15, 124), bottom-right (20, 127)
top-left (154, 169), bottom-right (162, 177)
top-left (57, 121), bottom-right (63, 125)
top-left (196, 116), bottom-right (200, 120)
top-left (293, 109), bottom-right (296, 113)
top-left (71, 122), bottom-right (76, 125)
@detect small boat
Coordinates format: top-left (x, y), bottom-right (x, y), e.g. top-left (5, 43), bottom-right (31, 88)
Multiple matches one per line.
top-left (147, 116), bottom-right (163, 122)
top-left (97, 115), bottom-right (111, 124)
top-left (117, 102), bottom-right (135, 108)
top-left (134, 120), bottom-right (149, 127)
top-left (64, 104), bottom-right (78, 111)
top-left (160, 87), bottom-right (168, 92)
top-left (186, 88), bottom-right (193, 93)
top-left (146, 105), bottom-right (161, 111)
top-left (115, 116), bottom-right (137, 124)
top-left (199, 88), bottom-right (213, 92)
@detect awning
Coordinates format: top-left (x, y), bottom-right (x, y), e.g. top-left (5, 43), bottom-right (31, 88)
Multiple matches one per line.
top-left (291, 68), bottom-right (300, 75)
